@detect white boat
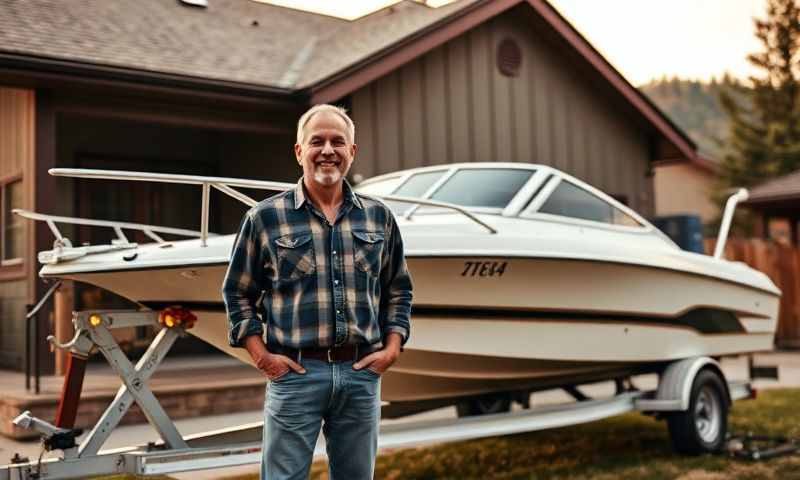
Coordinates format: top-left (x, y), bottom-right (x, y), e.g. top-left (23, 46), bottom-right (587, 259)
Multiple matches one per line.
top-left (20, 163), bottom-right (780, 414)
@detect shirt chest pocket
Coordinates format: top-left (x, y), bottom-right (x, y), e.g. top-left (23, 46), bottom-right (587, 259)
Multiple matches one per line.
top-left (274, 233), bottom-right (316, 282)
top-left (352, 230), bottom-right (385, 277)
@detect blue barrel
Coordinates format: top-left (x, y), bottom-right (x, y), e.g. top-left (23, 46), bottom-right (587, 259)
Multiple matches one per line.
top-left (652, 214), bottom-right (705, 253)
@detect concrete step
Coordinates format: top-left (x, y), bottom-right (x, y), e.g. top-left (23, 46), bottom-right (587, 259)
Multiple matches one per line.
top-left (0, 354), bottom-right (264, 439)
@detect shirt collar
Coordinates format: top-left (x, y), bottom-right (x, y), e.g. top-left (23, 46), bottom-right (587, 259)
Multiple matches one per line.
top-left (293, 177), bottom-right (363, 211)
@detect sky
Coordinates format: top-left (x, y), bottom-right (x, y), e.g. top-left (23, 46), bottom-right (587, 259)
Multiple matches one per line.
top-left (259, 0), bottom-right (768, 86)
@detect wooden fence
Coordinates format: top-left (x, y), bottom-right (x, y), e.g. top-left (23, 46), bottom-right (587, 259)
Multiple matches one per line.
top-left (705, 238), bottom-right (800, 348)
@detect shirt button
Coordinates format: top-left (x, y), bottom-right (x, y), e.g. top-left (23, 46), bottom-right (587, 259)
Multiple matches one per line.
top-left (332, 250), bottom-right (337, 255)
top-left (334, 280), bottom-right (339, 285)
top-left (336, 310), bottom-right (341, 314)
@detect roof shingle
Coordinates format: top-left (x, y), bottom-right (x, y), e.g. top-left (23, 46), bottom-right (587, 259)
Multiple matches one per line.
top-left (0, 0), bottom-right (478, 89)
top-left (747, 169), bottom-right (800, 204)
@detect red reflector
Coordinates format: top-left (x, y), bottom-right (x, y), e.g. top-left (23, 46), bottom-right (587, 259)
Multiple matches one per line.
top-left (159, 307), bottom-right (197, 329)
top-left (750, 387), bottom-right (758, 400)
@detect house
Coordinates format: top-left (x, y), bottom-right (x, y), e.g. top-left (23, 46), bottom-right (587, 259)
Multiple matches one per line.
top-left (742, 168), bottom-right (800, 245)
top-left (653, 155), bottom-right (719, 225)
top-left (0, 0), bottom-right (701, 371)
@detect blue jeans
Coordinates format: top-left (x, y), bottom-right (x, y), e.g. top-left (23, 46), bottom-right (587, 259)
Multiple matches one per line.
top-left (262, 359), bottom-right (381, 480)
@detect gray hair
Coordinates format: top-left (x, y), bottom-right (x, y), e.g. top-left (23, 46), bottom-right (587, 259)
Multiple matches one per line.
top-left (296, 104), bottom-right (356, 145)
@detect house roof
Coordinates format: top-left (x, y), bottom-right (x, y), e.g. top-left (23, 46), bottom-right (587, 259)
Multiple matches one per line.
top-left (744, 169), bottom-right (800, 206)
top-left (0, 0), bottom-right (698, 163)
top-left (0, 0), bottom-right (476, 89)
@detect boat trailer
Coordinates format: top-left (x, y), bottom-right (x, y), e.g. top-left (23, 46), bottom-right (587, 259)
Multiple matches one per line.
top-left (0, 308), bottom-right (767, 479)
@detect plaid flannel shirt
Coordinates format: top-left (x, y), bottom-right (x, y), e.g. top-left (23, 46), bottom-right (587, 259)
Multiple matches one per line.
top-left (222, 178), bottom-right (413, 351)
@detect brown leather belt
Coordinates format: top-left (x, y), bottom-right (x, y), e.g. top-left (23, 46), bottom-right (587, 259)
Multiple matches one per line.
top-left (271, 344), bottom-right (374, 364)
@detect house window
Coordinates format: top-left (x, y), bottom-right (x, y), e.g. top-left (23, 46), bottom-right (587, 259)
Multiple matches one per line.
top-left (2, 177), bottom-right (24, 265)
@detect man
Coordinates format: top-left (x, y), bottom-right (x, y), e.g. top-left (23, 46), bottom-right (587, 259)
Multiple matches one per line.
top-left (222, 104), bottom-right (413, 480)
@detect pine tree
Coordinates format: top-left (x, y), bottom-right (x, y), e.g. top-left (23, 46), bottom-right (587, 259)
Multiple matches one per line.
top-left (718, 0), bottom-right (800, 197)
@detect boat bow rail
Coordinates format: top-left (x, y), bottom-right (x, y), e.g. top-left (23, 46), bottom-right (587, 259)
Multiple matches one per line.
top-left (13, 209), bottom-right (209, 264)
top-left (15, 168), bottom-right (498, 264)
top-left (47, 168), bottom-right (298, 249)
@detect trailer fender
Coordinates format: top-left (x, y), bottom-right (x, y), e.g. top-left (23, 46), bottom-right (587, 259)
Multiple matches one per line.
top-left (635, 357), bottom-right (730, 412)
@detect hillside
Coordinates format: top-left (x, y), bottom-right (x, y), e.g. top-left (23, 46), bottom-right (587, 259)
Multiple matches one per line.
top-left (639, 76), bottom-right (747, 159)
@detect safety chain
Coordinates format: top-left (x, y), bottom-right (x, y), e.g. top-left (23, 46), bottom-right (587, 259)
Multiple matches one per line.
top-left (725, 433), bottom-right (799, 460)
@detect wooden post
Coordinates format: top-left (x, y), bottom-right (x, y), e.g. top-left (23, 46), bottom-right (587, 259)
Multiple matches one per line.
top-left (54, 280), bottom-right (74, 375)
top-left (752, 212), bottom-right (766, 239)
top-left (34, 89), bottom-right (58, 375)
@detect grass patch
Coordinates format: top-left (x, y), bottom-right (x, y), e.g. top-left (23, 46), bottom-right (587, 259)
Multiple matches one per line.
top-left (319, 389), bottom-right (800, 480)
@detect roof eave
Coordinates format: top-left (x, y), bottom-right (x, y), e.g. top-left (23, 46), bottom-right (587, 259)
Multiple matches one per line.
top-left (743, 192), bottom-right (800, 206)
top-left (0, 51), bottom-right (301, 107)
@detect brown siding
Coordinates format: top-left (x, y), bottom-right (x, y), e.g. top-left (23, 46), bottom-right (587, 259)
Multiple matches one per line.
top-left (0, 87), bottom-right (33, 179)
top-left (424, 48), bottom-right (449, 166)
top-left (446, 40), bottom-right (471, 164)
top-left (350, 11), bottom-right (654, 215)
top-left (377, 71), bottom-right (402, 172)
top-left (490, 18), bottom-right (513, 163)
top-left (351, 86), bottom-right (376, 178)
top-left (400, 63), bottom-right (425, 169)
top-left (0, 86), bottom-right (35, 369)
top-left (468, 27), bottom-right (492, 163)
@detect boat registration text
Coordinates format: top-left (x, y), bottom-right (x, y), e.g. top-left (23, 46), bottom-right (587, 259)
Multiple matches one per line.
top-left (461, 261), bottom-right (508, 277)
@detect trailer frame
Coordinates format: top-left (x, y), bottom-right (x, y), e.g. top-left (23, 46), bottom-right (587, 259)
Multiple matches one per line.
top-left (1, 308), bottom-right (761, 480)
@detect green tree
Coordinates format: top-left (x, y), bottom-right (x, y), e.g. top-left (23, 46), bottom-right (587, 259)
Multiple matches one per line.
top-left (718, 0), bottom-right (800, 196)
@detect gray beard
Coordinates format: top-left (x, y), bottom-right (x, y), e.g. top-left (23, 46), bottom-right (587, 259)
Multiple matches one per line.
top-left (313, 168), bottom-right (341, 186)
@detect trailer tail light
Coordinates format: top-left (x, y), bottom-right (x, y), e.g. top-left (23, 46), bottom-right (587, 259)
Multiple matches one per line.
top-left (89, 314), bottom-right (103, 327)
top-left (159, 307), bottom-right (197, 329)
top-left (750, 387), bottom-right (758, 400)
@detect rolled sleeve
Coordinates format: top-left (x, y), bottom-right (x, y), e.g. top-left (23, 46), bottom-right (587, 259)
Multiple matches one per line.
top-left (222, 211), bottom-right (268, 348)
top-left (384, 325), bottom-right (409, 343)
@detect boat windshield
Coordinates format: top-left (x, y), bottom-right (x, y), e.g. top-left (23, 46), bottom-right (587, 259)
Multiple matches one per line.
top-left (394, 171), bottom-right (445, 197)
top-left (537, 179), bottom-right (643, 227)
top-left (352, 175), bottom-right (405, 195)
top-left (429, 169), bottom-right (532, 209)
top-left (356, 167), bottom-right (534, 213)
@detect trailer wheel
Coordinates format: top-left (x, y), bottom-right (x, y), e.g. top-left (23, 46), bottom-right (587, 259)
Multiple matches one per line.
top-left (667, 369), bottom-right (729, 455)
top-left (456, 393), bottom-right (512, 417)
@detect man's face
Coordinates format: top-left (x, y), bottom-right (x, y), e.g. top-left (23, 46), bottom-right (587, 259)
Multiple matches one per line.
top-left (295, 112), bottom-right (356, 188)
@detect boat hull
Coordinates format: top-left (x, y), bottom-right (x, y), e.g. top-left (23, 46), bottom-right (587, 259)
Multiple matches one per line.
top-left (52, 254), bottom-right (779, 402)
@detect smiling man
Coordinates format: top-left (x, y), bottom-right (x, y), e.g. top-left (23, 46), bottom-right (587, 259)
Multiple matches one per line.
top-left (222, 104), bottom-right (413, 479)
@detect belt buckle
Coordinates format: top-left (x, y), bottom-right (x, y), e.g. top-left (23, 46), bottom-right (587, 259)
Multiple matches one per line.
top-left (326, 348), bottom-right (333, 363)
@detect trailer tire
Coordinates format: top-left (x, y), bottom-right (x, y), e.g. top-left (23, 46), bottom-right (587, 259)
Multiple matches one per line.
top-left (667, 369), bottom-right (729, 455)
top-left (456, 393), bottom-right (512, 417)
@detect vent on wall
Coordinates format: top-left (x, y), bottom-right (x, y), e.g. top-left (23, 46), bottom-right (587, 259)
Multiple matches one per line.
top-left (497, 38), bottom-right (522, 77)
